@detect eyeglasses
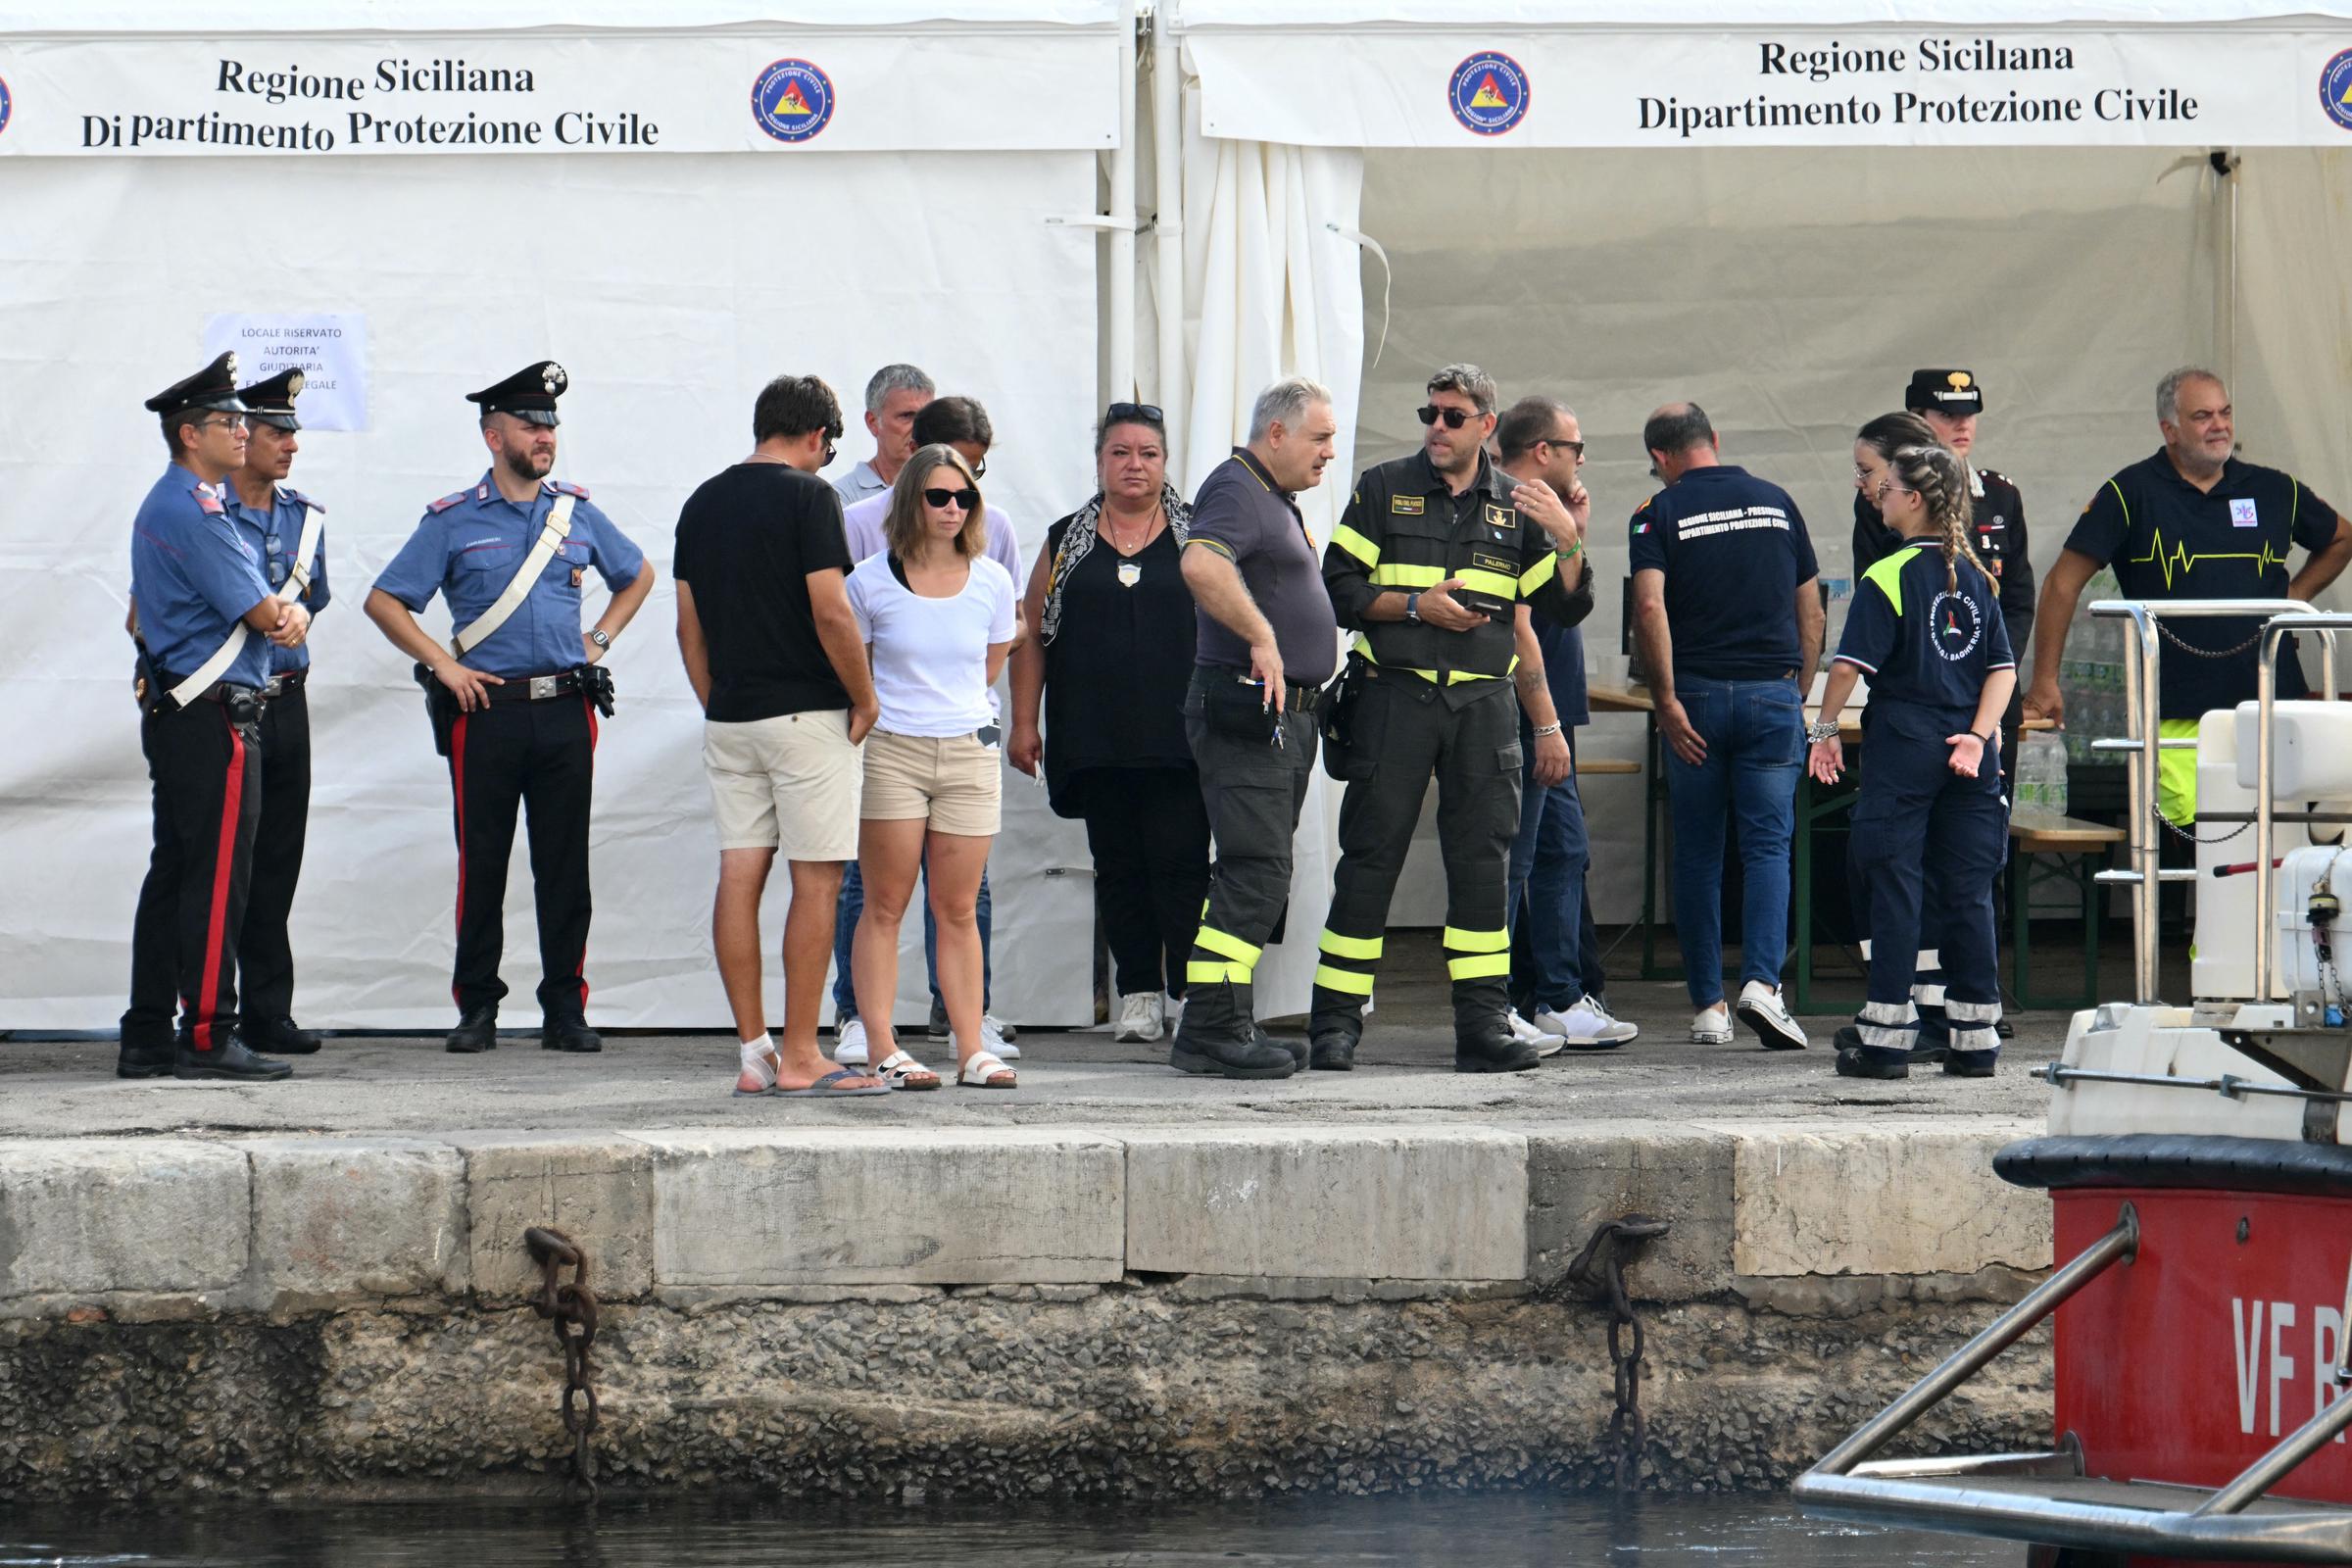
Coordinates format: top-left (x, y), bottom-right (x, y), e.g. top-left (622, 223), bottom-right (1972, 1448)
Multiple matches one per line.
top-left (970, 456), bottom-right (988, 479)
top-left (822, 423), bottom-right (842, 468)
top-left (198, 414), bottom-right (250, 433)
top-left (1105, 402), bottom-right (1165, 425)
top-left (1417, 405), bottom-right (1475, 430)
top-left (1539, 435), bottom-right (1586, 460)
top-left (923, 487), bottom-right (982, 512)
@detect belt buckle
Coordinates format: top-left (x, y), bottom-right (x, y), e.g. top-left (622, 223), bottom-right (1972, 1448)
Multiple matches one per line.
top-left (263, 675), bottom-right (286, 699)
top-left (529, 674), bottom-right (561, 701)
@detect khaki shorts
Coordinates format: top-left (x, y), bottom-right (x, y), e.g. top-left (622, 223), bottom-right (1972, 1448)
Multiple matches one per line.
top-left (860, 728), bottom-right (1003, 837)
top-left (704, 711), bottom-right (861, 858)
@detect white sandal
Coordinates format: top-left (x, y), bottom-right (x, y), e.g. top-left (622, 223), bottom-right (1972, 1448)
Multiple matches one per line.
top-left (873, 1049), bottom-right (941, 1092)
top-left (956, 1048), bottom-right (1017, 1089)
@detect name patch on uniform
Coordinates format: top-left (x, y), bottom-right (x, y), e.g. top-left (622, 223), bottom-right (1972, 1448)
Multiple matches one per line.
top-left (2231, 498), bottom-right (2261, 528)
top-left (1391, 495), bottom-right (1426, 515)
top-left (1467, 548), bottom-right (1516, 577)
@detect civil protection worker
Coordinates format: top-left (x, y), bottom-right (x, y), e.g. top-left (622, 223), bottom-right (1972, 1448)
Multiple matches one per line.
top-left (1809, 443), bottom-right (2015, 1081)
top-left (365, 362), bottom-right (655, 1055)
top-left (1308, 365), bottom-right (1592, 1074)
top-left (119, 352), bottom-right (302, 1082)
top-left (220, 367), bottom-right (329, 1057)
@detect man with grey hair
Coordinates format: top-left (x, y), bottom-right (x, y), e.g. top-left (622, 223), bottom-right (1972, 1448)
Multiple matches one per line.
top-left (2027, 367), bottom-right (2350, 825)
top-left (833, 364), bottom-right (935, 505)
top-left (1167, 375), bottom-right (1342, 1078)
top-left (1307, 365), bottom-right (1593, 1074)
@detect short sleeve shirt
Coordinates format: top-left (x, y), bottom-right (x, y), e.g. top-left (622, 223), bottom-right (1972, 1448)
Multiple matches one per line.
top-left (220, 484), bottom-right (328, 674)
top-left (1628, 464), bottom-right (1819, 681)
top-left (2064, 450), bottom-right (2340, 720)
top-left (1835, 538), bottom-right (2015, 739)
top-left (847, 554), bottom-right (1017, 737)
top-left (1185, 448), bottom-right (1340, 686)
top-left (128, 465), bottom-right (274, 686)
top-left (673, 463), bottom-right (854, 722)
top-left (374, 471), bottom-right (646, 679)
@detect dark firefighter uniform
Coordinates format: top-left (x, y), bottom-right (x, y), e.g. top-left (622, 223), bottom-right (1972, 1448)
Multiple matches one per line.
top-left (121, 352), bottom-right (293, 1083)
top-left (1312, 449), bottom-right (1591, 1070)
top-left (220, 368), bottom-right (328, 1057)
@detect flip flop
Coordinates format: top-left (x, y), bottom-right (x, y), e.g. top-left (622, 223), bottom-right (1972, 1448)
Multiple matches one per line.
top-left (773, 1066), bottom-right (890, 1099)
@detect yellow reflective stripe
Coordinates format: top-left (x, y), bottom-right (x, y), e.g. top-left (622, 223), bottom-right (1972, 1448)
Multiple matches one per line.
top-left (1187, 959), bottom-right (1250, 986)
top-left (1312, 964), bottom-right (1377, 996)
top-left (1517, 552), bottom-right (1558, 596)
top-left (1331, 523), bottom-right (1380, 567)
top-left (1448, 668), bottom-right (1500, 685)
top-left (1371, 564), bottom-right (1446, 588)
top-left (1318, 929), bottom-right (1384, 960)
top-left (1184, 536), bottom-right (1235, 561)
top-left (1447, 953), bottom-right (1513, 980)
top-left (1455, 568), bottom-right (1518, 603)
top-left (1351, 633), bottom-right (1378, 662)
top-left (1442, 925), bottom-right (1510, 953)
top-left (1194, 925), bottom-right (1262, 966)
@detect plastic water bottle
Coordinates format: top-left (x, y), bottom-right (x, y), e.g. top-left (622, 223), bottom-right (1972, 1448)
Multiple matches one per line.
top-left (2015, 731), bottom-right (2069, 817)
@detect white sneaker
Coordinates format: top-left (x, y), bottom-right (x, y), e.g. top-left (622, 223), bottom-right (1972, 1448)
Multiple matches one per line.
top-left (985, 1010), bottom-right (1017, 1044)
top-left (1691, 1004), bottom-right (1734, 1046)
top-left (1115, 991), bottom-right (1165, 1043)
top-left (982, 1013), bottom-right (1020, 1060)
top-left (1162, 991), bottom-right (1185, 1030)
top-left (1507, 1008), bottom-right (1567, 1058)
top-left (832, 1016), bottom-right (868, 1066)
top-left (1536, 995), bottom-right (1639, 1051)
top-left (1736, 980), bottom-right (1808, 1051)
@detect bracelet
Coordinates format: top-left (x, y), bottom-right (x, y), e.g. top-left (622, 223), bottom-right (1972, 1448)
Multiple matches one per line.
top-left (1533, 721), bottom-right (1563, 738)
top-left (1559, 541), bottom-right (1584, 562)
top-left (1805, 719), bottom-right (1840, 744)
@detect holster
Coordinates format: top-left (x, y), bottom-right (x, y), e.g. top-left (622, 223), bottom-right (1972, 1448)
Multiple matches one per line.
top-left (132, 642), bottom-right (172, 717)
top-left (414, 662), bottom-right (459, 758)
top-left (1319, 656), bottom-right (1367, 781)
top-left (581, 662), bottom-right (616, 718)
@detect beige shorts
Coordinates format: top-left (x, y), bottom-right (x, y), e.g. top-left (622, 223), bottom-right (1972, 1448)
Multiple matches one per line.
top-left (703, 711), bottom-right (861, 858)
top-left (860, 729), bottom-right (1003, 837)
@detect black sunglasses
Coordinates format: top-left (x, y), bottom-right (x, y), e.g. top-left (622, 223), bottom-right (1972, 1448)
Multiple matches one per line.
top-left (1105, 401), bottom-right (1165, 425)
top-left (1539, 435), bottom-right (1587, 460)
top-left (1417, 405), bottom-right (1475, 430)
top-left (924, 487), bottom-right (982, 512)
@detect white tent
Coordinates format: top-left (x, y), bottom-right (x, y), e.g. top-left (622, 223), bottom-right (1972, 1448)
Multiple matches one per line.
top-left (1157, 0), bottom-right (2352, 962)
top-left (0, 3), bottom-right (1129, 1030)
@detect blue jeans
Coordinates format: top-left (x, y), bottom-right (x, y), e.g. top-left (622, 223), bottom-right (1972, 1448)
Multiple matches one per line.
top-left (832, 858), bottom-right (993, 1019)
top-left (1663, 673), bottom-right (1802, 1008)
top-left (1508, 717), bottom-right (1589, 1012)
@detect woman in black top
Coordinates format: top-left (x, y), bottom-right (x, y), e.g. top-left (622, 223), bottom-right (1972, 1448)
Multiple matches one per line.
top-left (1009, 404), bottom-right (1209, 1045)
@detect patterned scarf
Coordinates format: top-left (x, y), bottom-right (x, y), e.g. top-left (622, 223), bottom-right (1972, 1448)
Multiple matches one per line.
top-left (1039, 481), bottom-right (1192, 646)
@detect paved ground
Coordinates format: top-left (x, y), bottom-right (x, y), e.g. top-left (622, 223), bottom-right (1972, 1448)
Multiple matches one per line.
top-left (0, 932), bottom-right (2149, 1142)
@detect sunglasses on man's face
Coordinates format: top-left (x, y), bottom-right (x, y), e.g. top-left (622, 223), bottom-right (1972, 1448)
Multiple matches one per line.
top-left (924, 487), bottom-right (982, 512)
top-left (1417, 405), bottom-right (1474, 430)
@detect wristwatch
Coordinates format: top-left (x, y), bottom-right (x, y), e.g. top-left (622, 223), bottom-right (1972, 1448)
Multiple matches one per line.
top-left (1805, 719), bottom-right (1839, 744)
top-left (1404, 592), bottom-right (1422, 623)
top-left (588, 628), bottom-right (612, 651)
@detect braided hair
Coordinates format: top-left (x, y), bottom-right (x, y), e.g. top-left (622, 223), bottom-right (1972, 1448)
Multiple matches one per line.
top-left (1889, 442), bottom-right (1988, 594)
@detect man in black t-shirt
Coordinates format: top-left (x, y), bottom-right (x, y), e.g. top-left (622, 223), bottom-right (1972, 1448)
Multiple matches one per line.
top-left (674, 374), bottom-right (884, 1100)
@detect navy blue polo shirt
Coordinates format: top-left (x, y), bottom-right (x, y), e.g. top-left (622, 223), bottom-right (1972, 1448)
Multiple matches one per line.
top-left (1835, 538), bottom-right (2015, 742)
top-left (1627, 464), bottom-right (1819, 681)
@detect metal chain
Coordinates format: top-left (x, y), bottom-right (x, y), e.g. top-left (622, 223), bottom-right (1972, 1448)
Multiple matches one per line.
top-left (1562, 1213), bottom-right (1672, 1493)
top-left (2155, 808), bottom-right (2250, 848)
top-left (524, 1226), bottom-right (601, 1502)
top-left (2156, 621), bottom-right (2266, 661)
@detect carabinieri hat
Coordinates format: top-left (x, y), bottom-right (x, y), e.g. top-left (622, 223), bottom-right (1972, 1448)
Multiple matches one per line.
top-left (144, 352), bottom-right (246, 418)
top-left (1905, 368), bottom-right (1984, 416)
top-left (236, 367), bottom-right (307, 432)
top-left (466, 360), bottom-right (567, 426)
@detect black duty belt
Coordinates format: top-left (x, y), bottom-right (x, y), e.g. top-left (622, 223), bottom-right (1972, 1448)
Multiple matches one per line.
top-left (262, 668), bottom-right (309, 699)
top-left (484, 670), bottom-right (587, 704)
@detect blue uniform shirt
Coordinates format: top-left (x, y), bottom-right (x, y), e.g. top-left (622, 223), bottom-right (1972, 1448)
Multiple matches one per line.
top-left (220, 483), bottom-right (330, 674)
top-left (1627, 464), bottom-right (1819, 682)
top-left (1834, 537), bottom-right (2015, 742)
top-left (374, 471), bottom-right (645, 679)
top-left (129, 465), bottom-right (274, 687)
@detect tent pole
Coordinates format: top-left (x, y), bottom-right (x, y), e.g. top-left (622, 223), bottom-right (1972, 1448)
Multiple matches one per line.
top-left (1109, 0), bottom-right (1139, 408)
top-left (1152, 0), bottom-right (1186, 477)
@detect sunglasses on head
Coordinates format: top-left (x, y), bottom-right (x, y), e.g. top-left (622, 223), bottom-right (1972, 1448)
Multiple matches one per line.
top-left (924, 487), bottom-right (982, 512)
top-left (1417, 405), bottom-right (1476, 430)
top-left (1105, 401), bottom-right (1165, 425)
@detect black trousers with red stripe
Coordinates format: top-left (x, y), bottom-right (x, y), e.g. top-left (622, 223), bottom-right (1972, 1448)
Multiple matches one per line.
top-left (239, 682), bottom-right (311, 1026)
top-left (448, 693), bottom-right (596, 1021)
top-left (122, 696), bottom-right (263, 1053)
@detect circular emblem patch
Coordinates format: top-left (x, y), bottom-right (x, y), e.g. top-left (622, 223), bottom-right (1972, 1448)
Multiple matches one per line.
top-left (0, 74), bottom-right (13, 140)
top-left (753, 59), bottom-right (834, 144)
top-left (2322, 48), bottom-right (2352, 133)
top-left (1448, 51), bottom-right (1529, 136)
top-left (1929, 591), bottom-right (1984, 662)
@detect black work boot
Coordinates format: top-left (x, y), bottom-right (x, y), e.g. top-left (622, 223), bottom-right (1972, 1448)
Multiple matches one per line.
top-left (1834, 1040), bottom-right (1912, 1080)
top-left (243, 1015), bottom-right (322, 1055)
top-left (445, 1004), bottom-right (499, 1054)
top-left (116, 1037), bottom-right (176, 1080)
top-left (1834, 1023), bottom-right (1943, 1067)
top-left (1453, 1024), bottom-right (1540, 1074)
top-left (1258, 1024), bottom-right (1309, 1073)
top-left (1308, 1031), bottom-right (1357, 1072)
top-left (542, 1017), bottom-right (604, 1054)
top-left (173, 1033), bottom-right (294, 1082)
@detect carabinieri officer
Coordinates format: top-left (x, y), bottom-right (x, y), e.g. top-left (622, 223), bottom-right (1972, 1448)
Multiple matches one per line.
top-left (1309, 365), bottom-right (1592, 1073)
top-left (220, 367), bottom-right (328, 1057)
top-left (365, 362), bottom-right (654, 1056)
top-left (121, 352), bottom-right (303, 1082)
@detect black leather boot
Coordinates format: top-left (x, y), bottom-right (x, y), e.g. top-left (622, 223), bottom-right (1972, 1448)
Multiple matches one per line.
top-left (1452, 1025), bottom-right (1540, 1074)
top-left (173, 1033), bottom-right (294, 1081)
top-left (445, 1004), bottom-right (499, 1054)
top-left (542, 1017), bottom-right (604, 1054)
top-left (1308, 1031), bottom-right (1357, 1072)
top-left (243, 1015), bottom-right (322, 1055)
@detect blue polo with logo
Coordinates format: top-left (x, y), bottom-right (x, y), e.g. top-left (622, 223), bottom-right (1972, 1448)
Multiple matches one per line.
top-left (220, 484), bottom-right (330, 674)
top-left (1627, 464), bottom-right (1819, 680)
top-left (129, 465), bottom-right (274, 687)
top-left (1835, 537), bottom-right (2014, 743)
top-left (374, 470), bottom-right (645, 679)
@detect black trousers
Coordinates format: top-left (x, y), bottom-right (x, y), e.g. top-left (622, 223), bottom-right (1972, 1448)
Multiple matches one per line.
top-left (1312, 674), bottom-right (1523, 1043)
top-left (1074, 766), bottom-right (1211, 1000)
top-left (448, 693), bottom-right (596, 1020)
top-left (1178, 668), bottom-right (1319, 1044)
top-left (122, 695), bottom-right (263, 1052)
top-left (239, 682), bottom-right (311, 1025)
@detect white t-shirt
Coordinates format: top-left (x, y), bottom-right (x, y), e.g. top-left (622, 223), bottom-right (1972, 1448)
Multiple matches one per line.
top-left (847, 553), bottom-right (1018, 737)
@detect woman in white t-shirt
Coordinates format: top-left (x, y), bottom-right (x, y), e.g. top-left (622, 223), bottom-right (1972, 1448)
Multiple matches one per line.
top-left (846, 445), bottom-right (1021, 1090)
